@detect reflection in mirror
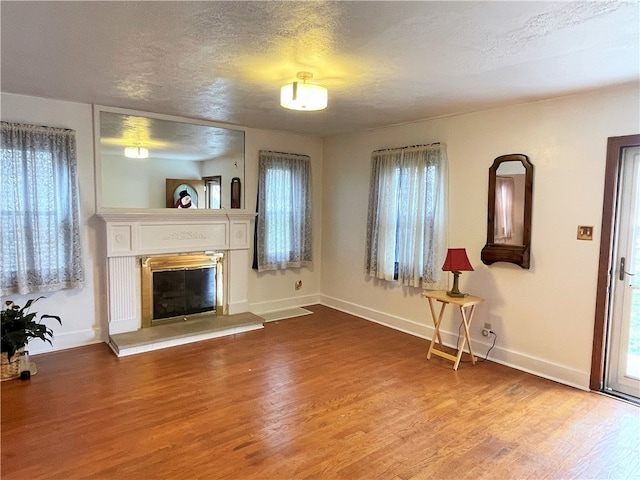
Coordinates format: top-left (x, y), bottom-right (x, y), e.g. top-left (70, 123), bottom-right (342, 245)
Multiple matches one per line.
top-left (203, 176), bottom-right (221, 209)
top-left (96, 107), bottom-right (245, 210)
top-left (481, 154), bottom-right (534, 269)
top-left (166, 179), bottom-right (202, 208)
top-left (231, 177), bottom-right (241, 209)
top-left (494, 161), bottom-right (526, 245)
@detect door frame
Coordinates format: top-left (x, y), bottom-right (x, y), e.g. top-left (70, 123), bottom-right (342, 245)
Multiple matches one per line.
top-left (591, 134), bottom-right (640, 391)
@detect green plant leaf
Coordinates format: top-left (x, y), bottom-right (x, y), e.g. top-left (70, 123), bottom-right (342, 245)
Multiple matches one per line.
top-left (1, 296), bottom-right (61, 360)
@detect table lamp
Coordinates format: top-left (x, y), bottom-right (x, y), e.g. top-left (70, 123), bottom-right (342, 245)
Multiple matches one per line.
top-left (442, 248), bottom-right (474, 298)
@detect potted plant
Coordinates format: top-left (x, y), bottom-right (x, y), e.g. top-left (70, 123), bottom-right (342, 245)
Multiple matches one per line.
top-left (1, 297), bottom-right (61, 380)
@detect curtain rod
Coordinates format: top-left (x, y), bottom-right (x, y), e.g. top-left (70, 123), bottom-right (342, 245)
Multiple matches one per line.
top-left (1, 121), bottom-right (75, 134)
top-left (259, 149), bottom-right (310, 158)
top-left (372, 142), bottom-right (441, 154)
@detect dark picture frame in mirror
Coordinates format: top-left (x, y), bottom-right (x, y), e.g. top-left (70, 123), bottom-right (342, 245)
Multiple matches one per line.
top-left (231, 177), bottom-right (241, 209)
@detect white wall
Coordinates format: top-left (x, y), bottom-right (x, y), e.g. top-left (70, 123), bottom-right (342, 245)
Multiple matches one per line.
top-left (321, 84), bottom-right (640, 389)
top-left (0, 93), bottom-right (103, 353)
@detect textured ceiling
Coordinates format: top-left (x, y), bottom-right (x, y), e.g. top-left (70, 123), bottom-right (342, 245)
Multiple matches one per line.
top-left (1, 1), bottom-right (639, 137)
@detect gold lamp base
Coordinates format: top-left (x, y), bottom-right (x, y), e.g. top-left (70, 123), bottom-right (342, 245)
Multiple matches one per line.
top-left (446, 271), bottom-right (468, 298)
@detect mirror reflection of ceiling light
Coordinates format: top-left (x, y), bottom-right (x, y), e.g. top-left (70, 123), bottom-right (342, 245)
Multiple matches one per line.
top-left (280, 71), bottom-right (328, 111)
top-left (124, 146), bottom-right (149, 159)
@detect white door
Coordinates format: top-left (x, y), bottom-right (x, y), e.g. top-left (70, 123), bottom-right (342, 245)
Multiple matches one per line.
top-left (606, 146), bottom-right (640, 400)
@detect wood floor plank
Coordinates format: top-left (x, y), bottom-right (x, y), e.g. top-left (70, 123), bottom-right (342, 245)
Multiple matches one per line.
top-left (2, 304), bottom-right (638, 479)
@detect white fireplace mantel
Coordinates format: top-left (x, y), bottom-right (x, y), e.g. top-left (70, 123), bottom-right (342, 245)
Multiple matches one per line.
top-left (98, 209), bottom-right (256, 257)
top-left (98, 209), bottom-right (256, 335)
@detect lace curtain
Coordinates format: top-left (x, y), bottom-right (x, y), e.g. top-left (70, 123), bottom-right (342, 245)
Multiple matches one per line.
top-left (365, 144), bottom-right (448, 289)
top-left (1, 122), bottom-right (84, 295)
top-left (494, 176), bottom-right (514, 242)
top-left (254, 150), bottom-right (312, 272)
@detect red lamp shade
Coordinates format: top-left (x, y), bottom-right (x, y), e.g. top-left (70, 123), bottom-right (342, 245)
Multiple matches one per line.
top-left (442, 248), bottom-right (473, 298)
top-left (442, 248), bottom-right (474, 272)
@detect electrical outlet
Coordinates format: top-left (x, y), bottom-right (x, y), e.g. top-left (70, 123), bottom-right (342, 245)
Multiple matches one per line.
top-left (482, 328), bottom-right (490, 337)
top-left (295, 280), bottom-right (303, 290)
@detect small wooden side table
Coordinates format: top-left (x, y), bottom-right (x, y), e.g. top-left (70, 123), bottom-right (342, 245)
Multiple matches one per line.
top-left (421, 290), bottom-right (485, 370)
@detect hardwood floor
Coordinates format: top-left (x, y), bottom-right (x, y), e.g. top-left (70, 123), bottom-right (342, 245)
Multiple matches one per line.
top-left (2, 305), bottom-right (639, 479)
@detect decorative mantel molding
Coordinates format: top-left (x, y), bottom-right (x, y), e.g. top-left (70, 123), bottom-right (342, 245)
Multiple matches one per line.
top-left (97, 209), bottom-right (256, 335)
top-left (97, 210), bottom-right (256, 258)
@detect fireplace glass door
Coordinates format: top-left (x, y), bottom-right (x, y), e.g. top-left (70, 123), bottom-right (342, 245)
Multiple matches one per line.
top-left (153, 267), bottom-right (215, 321)
top-left (141, 253), bottom-right (224, 327)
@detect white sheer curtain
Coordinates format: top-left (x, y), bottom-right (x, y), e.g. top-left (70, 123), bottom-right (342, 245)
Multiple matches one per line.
top-left (255, 150), bottom-right (312, 272)
top-left (365, 144), bottom-right (448, 289)
top-left (1, 122), bottom-right (84, 295)
top-left (494, 176), bottom-right (514, 242)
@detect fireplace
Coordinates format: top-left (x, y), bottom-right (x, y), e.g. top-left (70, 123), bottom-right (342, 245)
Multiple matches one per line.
top-left (99, 211), bottom-right (255, 336)
top-left (140, 253), bottom-right (224, 327)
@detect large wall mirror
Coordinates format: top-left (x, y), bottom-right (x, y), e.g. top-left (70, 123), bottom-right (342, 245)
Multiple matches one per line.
top-left (481, 153), bottom-right (534, 269)
top-left (94, 106), bottom-right (245, 211)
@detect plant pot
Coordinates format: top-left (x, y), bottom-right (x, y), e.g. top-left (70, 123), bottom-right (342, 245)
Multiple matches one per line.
top-left (1, 348), bottom-right (23, 381)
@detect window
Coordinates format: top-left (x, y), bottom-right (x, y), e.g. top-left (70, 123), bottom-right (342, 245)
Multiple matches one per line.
top-left (1, 122), bottom-right (84, 295)
top-left (254, 150), bottom-right (312, 272)
top-left (364, 144), bottom-right (447, 289)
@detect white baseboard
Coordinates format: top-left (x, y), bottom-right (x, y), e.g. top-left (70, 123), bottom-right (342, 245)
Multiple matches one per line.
top-left (250, 293), bottom-right (320, 315)
top-left (29, 328), bottom-right (104, 355)
top-left (320, 295), bottom-right (590, 391)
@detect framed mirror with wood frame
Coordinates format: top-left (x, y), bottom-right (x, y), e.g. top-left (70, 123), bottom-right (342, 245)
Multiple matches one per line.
top-left (481, 153), bottom-right (534, 269)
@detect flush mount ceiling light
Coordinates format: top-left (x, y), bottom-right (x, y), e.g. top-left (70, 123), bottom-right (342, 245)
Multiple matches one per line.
top-left (124, 146), bottom-right (149, 159)
top-left (280, 71), bottom-right (328, 111)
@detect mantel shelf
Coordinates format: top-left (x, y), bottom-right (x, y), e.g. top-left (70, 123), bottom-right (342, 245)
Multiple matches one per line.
top-left (97, 209), bottom-right (256, 223)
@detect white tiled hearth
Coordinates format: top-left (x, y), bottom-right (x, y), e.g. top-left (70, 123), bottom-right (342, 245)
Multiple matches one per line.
top-left (99, 210), bottom-right (259, 354)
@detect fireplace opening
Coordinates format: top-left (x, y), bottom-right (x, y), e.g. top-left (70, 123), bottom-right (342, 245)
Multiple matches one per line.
top-left (153, 268), bottom-right (215, 320)
top-left (140, 253), bottom-right (224, 327)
